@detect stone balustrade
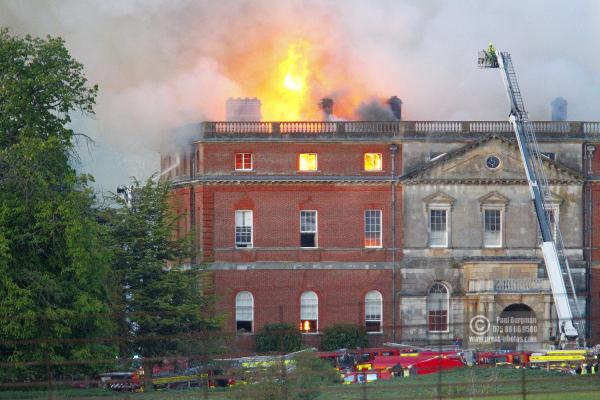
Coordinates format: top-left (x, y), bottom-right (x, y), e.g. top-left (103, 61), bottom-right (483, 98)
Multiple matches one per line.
top-left (468, 278), bottom-right (551, 293)
top-left (201, 120), bottom-right (600, 138)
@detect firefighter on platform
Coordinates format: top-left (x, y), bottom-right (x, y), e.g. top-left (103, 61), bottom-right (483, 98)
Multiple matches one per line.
top-left (485, 42), bottom-right (498, 66)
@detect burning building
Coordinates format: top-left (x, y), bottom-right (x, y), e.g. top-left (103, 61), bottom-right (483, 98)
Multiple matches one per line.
top-left (162, 118), bottom-right (600, 351)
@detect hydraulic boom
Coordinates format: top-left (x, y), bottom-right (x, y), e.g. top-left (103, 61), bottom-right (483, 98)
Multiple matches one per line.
top-left (478, 46), bottom-right (583, 347)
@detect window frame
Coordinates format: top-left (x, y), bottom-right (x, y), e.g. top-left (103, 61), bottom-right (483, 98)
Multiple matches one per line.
top-left (364, 153), bottom-right (383, 171)
top-left (298, 153), bottom-right (318, 171)
top-left (235, 291), bottom-right (254, 333)
top-left (235, 210), bottom-right (253, 248)
top-left (365, 290), bottom-right (383, 334)
top-left (427, 282), bottom-right (450, 333)
top-left (300, 291), bottom-right (318, 333)
top-left (300, 210), bottom-right (318, 248)
top-left (483, 207), bottom-right (503, 248)
top-left (235, 153), bottom-right (253, 171)
top-left (428, 207), bottom-right (449, 248)
top-left (364, 209), bottom-right (383, 248)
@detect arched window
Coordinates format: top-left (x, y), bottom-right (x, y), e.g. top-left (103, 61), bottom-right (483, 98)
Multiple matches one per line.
top-left (427, 282), bottom-right (449, 332)
top-left (365, 290), bottom-right (383, 333)
top-left (235, 291), bottom-right (253, 333)
top-left (300, 291), bottom-right (318, 333)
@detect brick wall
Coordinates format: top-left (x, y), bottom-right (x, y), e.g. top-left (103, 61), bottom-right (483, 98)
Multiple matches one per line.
top-left (189, 184), bottom-right (402, 263)
top-left (198, 142), bottom-right (400, 176)
top-left (214, 268), bottom-right (397, 351)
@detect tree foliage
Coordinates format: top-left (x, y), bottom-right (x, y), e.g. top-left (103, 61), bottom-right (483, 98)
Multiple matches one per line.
top-left (0, 28), bottom-right (97, 149)
top-left (0, 30), bottom-right (114, 381)
top-left (233, 352), bottom-right (339, 400)
top-left (255, 323), bottom-right (303, 353)
top-left (321, 324), bottom-right (368, 351)
top-left (105, 177), bottom-right (221, 382)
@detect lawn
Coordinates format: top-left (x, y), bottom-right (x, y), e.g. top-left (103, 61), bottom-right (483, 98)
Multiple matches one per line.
top-left (2, 367), bottom-right (600, 399)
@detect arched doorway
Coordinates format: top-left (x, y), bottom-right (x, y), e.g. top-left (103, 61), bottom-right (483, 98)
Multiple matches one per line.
top-left (498, 303), bottom-right (537, 350)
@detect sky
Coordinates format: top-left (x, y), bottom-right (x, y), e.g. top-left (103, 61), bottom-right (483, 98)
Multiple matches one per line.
top-left (1, 0), bottom-right (599, 191)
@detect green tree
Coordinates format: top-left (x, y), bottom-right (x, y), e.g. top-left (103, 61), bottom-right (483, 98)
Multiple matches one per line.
top-left (106, 177), bottom-right (220, 389)
top-left (0, 29), bottom-right (115, 382)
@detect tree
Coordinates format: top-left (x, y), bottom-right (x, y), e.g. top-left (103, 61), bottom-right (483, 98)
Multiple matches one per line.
top-left (0, 29), bottom-right (115, 382)
top-left (106, 177), bottom-right (221, 389)
top-left (0, 28), bottom-right (97, 149)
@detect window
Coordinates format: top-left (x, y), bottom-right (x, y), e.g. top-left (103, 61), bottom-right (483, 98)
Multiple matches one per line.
top-left (300, 291), bottom-right (318, 333)
top-left (235, 210), bottom-right (253, 248)
top-left (483, 209), bottom-right (502, 247)
top-left (235, 153), bottom-right (252, 170)
top-left (364, 153), bottom-right (382, 171)
top-left (429, 209), bottom-right (448, 247)
top-left (365, 291), bottom-right (383, 333)
top-left (364, 210), bottom-right (382, 248)
top-left (300, 210), bottom-right (317, 248)
top-left (299, 153), bottom-right (317, 171)
top-left (235, 291), bottom-right (253, 332)
top-left (427, 282), bottom-right (449, 332)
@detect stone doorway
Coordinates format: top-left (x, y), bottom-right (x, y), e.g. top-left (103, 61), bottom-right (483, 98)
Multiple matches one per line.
top-left (498, 303), bottom-right (537, 350)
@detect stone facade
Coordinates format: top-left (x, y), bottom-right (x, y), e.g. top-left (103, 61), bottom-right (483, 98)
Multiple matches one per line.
top-left (400, 135), bottom-right (585, 349)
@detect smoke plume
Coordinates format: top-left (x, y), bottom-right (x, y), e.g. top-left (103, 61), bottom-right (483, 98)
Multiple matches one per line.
top-left (1, 0), bottom-right (599, 189)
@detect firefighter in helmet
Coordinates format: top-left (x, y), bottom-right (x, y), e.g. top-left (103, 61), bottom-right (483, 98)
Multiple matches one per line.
top-left (485, 42), bottom-right (498, 66)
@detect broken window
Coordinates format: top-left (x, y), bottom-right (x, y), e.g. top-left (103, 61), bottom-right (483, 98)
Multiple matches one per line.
top-left (300, 210), bottom-right (317, 248)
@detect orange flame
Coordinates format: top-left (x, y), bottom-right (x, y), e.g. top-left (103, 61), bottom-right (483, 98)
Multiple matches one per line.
top-left (260, 41), bottom-right (311, 121)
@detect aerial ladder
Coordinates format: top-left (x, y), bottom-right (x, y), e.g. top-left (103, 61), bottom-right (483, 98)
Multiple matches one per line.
top-left (478, 46), bottom-right (583, 348)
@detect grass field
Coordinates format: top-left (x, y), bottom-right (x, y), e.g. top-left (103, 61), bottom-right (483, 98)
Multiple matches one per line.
top-left (3, 367), bottom-right (600, 399)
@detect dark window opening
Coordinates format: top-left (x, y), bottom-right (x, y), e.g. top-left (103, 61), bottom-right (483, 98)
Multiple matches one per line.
top-left (366, 321), bottom-right (382, 333)
top-left (301, 233), bottom-right (316, 247)
top-left (236, 321), bottom-right (252, 333)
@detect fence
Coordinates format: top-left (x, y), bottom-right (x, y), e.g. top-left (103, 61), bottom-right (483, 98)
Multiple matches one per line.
top-left (2, 307), bottom-right (600, 400)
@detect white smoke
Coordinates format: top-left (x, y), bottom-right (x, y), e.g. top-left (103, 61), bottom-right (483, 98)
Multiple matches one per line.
top-left (1, 0), bottom-right (599, 189)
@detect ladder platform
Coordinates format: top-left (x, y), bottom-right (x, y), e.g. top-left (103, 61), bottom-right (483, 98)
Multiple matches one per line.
top-left (477, 50), bottom-right (499, 68)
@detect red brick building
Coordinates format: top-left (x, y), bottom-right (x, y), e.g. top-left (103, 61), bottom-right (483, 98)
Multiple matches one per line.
top-left (163, 120), bottom-right (600, 350)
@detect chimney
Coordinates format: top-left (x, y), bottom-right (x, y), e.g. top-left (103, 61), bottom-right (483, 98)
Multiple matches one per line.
top-left (387, 96), bottom-right (402, 120)
top-left (551, 97), bottom-right (567, 121)
top-left (319, 97), bottom-right (334, 121)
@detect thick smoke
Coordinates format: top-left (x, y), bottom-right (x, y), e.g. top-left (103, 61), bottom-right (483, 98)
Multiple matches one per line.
top-left (355, 99), bottom-right (397, 121)
top-left (1, 0), bottom-right (599, 189)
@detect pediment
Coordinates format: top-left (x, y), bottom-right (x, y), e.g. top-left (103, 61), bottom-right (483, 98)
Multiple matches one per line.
top-left (478, 191), bottom-right (509, 206)
top-left (423, 191), bottom-right (456, 205)
top-left (402, 135), bottom-right (582, 184)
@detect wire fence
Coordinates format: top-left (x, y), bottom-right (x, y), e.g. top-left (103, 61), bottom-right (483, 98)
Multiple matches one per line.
top-left (2, 308), bottom-right (600, 400)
